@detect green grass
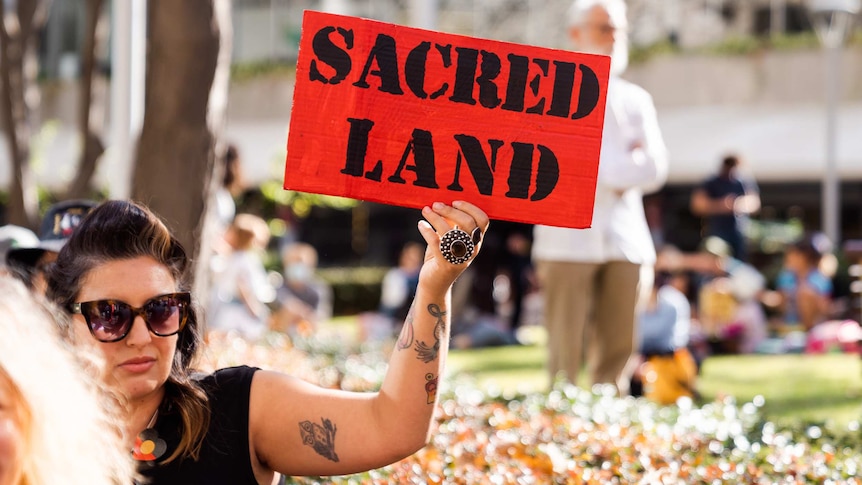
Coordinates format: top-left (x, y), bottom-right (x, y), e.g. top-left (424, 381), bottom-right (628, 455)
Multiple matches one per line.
top-left (447, 338), bottom-right (862, 427)
top-left (322, 318), bottom-right (862, 427)
top-left (447, 344), bottom-right (550, 394)
top-left (698, 353), bottom-right (862, 426)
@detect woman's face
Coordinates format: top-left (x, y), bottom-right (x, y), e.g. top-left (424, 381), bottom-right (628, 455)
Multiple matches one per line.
top-left (72, 256), bottom-right (179, 403)
top-left (0, 374), bottom-right (25, 485)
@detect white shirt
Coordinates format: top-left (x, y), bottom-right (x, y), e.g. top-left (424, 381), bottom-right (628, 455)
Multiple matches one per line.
top-left (532, 76), bottom-right (668, 264)
top-left (659, 285), bottom-right (691, 349)
top-left (208, 249), bottom-right (274, 339)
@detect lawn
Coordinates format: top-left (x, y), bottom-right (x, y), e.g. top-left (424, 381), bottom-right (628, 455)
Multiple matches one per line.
top-left (327, 317), bottom-right (862, 426)
top-left (447, 336), bottom-right (862, 427)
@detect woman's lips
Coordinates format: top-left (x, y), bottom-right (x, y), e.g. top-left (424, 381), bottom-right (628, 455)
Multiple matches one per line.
top-left (119, 356), bottom-right (156, 373)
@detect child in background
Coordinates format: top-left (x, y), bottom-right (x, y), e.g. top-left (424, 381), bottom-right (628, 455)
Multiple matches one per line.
top-left (770, 233), bottom-right (834, 332)
top-left (208, 214), bottom-right (275, 341)
top-left (633, 254), bottom-right (698, 404)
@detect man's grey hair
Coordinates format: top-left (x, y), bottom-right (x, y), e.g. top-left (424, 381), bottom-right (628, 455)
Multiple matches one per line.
top-left (567, 0), bottom-right (628, 30)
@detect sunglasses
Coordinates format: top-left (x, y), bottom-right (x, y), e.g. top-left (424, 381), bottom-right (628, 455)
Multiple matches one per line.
top-left (70, 292), bottom-right (191, 343)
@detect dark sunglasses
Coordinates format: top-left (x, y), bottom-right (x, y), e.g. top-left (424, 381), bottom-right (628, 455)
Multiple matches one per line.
top-left (70, 292), bottom-right (191, 343)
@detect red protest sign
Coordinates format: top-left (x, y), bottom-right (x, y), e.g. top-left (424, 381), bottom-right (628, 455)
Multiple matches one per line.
top-left (285, 10), bottom-right (609, 228)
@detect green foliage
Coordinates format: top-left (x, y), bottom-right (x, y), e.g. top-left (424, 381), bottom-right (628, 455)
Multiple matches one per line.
top-left (746, 218), bottom-right (805, 255)
top-left (230, 61), bottom-right (296, 82)
top-left (769, 31), bottom-right (821, 50)
top-left (629, 39), bottom-right (681, 64)
top-left (701, 35), bottom-right (766, 56)
top-left (259, 180), bottom-right (358, 219)
top-left (629, 31), bottom-right (860, 65)
top-left (317, 266), bottom-right (389, 316)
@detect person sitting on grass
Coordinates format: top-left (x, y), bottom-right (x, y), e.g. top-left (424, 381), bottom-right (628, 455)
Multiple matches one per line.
top-left (632, 269), bottom-right (698, 405)
top-left (768, 233), bottom-right (834, 333)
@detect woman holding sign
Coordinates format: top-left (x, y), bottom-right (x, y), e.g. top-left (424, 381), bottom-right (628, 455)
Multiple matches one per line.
top-left (46, 199), bottom-right (488, 483)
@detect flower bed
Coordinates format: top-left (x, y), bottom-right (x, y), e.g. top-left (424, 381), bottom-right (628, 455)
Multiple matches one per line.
top-left (202, 332), bottom-right (862, 484)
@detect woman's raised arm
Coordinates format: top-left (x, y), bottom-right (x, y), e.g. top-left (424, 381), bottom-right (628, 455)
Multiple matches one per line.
top-left (248, 201), bottom-right (489, 479)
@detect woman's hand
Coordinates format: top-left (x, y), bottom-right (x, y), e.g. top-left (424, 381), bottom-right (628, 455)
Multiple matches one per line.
top-left (417, 201), bottom-right (490, 295)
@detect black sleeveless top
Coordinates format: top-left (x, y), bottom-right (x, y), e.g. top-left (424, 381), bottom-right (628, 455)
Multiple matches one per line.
top-left (138, 365), bottom-right (260, 485)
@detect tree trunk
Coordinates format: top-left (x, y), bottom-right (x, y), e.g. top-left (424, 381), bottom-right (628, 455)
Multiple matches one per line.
top-left (132, 0), bottom-right (232, 289)
top-left (65, 0), bottom-right (107, 199)
top-left (0, 0), bottom-right (48, 228)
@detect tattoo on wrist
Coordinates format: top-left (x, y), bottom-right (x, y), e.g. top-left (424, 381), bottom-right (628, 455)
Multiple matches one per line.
top-left (299, 417), bottom-right (339, 462)
top-left (396, 301), bottom-right (416, 351)
top-left (415, 304), bottom-right (446, 363)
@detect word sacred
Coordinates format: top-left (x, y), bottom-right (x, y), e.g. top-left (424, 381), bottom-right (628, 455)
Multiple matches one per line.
top-left (285, 11), bottom-right (610, 228)
top-left (308, 27), bottom-right (602, 122)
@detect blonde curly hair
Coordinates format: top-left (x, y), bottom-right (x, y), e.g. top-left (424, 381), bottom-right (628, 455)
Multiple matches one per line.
top-left (0, 276), bottom-right (136, 485)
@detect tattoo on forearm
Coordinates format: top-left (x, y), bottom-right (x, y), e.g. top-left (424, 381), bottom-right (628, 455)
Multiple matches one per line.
top-left (396, 301), bottom-right (416, 351)
top-left (415, 304), bottom-right (446, 363)
top-left (299, 418), bottom-right (339, 462)
top-left (425, 373), bottom-right (438, 404)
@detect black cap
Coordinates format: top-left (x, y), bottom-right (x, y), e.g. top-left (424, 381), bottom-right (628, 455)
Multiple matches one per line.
top-left (6, 200), bottom-right (98, 269)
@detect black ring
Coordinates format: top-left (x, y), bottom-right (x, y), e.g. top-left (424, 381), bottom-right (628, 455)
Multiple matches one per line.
top-left (471, 227), bottom-right (483, 246)
top-left (439, 228), bottom-right (475, 265)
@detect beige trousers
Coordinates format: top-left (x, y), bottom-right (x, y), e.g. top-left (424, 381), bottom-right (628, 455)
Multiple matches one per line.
top-left (536, 260), bottom-right (647, 392)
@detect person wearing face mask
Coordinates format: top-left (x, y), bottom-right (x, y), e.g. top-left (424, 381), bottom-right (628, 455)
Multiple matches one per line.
top-left (270, 242), bottom-right (332, 337)
top-left (532, 0), bottom-right (669, 393)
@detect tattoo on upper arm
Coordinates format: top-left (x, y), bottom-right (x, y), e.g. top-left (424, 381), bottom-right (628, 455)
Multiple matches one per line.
top-left (415, 304), bottom-right (446, 363)
top-left (396, 301), bottom-right (416, 351)
top-left (299, 418), bottom-right (339, 462)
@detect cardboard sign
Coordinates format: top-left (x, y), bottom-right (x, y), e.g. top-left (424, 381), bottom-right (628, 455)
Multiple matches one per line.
top-left (285, 10), bottom-right (610, 228)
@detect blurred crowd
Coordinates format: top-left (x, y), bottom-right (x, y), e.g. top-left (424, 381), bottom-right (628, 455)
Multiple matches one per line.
top-left (0, 144), bottom-right (840, 415)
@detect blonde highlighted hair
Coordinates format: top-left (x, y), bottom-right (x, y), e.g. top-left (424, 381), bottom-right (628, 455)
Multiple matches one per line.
top-left (0, 276), bottom-right (136, 485)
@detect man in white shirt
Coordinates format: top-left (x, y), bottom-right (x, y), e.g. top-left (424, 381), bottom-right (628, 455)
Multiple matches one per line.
top-left (532, 0), bottom-right (668, 393)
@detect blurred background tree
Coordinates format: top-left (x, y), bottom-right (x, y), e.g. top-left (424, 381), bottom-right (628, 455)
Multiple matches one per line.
top-left (0, 0), bottom-right (50, 229)
top-left (64, 0), bottom-right (107, 201)
top-left (131, 0), bottom-right (232, 291)
top-left (0, 0), bottom-right (233, 291)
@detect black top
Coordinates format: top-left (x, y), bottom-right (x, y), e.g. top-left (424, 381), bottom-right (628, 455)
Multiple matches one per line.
top-left (138, 365), bottom-right (260, 485)
top-left (701, 175), bottom-right (746, 237)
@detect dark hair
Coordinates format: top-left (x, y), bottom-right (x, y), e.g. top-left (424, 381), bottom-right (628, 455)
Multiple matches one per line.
top-left (222, 144), bottom-right (242, 192)
top-left (721, 154), bottom-right (740, 170)
top-left (46, 199), bottom-right (209, 463)
top-left (789, 232), bottom-right (831, 267)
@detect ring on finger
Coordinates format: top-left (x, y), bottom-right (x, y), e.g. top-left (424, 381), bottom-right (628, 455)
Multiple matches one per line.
top-left (439, 227), bottom-right (475, 265)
